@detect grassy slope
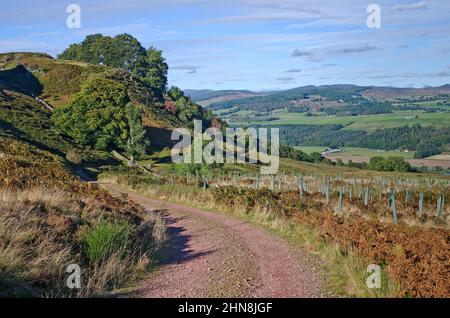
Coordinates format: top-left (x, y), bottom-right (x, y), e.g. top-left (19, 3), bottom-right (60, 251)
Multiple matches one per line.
top-left (0, 135), bottom-right (166, 297)
top-left (0, 101), bottom-right (166, 297)
top-left (0, 52), bottom-right (186, 132)
top-left (0, 53), bottom-right (172, 297)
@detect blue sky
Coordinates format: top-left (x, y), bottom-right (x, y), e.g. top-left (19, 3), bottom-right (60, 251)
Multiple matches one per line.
top-left (1, 0), bottom-right (449, 90)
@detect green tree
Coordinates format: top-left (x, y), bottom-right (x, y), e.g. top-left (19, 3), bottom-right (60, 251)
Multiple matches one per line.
top-left (144, 47), bottom-right (168, 99)
top-left (126, 103), bottom-right (148, 165)
top-left (368, 156), bottom-right (411, 172)
top-left (168, 86), bottom-right (184, 101)
top-left (386, 156), bottom-right (412, 172)
top-left (368, 156), bottom-right (386, 171)
top-left (52, 76), bottom-right (129, 150)
top-left (59, 34), bottom-right (168, 100)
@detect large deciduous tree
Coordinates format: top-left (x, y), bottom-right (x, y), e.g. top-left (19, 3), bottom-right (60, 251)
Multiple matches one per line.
top-left (52, 76), bottom-right (130, 150)
top-left (58, 34), bottom-right (168, 101)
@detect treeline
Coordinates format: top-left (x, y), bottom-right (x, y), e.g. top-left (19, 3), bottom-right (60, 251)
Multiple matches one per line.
top-left (276, 124), bottom-right (450, 158)
top-left (353, 124), bottom-right (449, 156)
top-left (320, 98), bottom-right (392, 116)
top-left (280, 144), bottom-right (414, 172)
top-left (277, 124), bottom-right (365, 149)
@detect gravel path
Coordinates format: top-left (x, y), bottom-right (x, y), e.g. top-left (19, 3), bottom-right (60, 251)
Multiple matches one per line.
top-left (103, 183), bottom-right (326, 298)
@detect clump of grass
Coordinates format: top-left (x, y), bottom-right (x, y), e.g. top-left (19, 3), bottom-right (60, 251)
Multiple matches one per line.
top-left (83, 220), bottom-right (132, 264)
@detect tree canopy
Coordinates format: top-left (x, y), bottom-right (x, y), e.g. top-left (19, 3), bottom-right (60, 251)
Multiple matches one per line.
top-left (58, 34), bottom-right (168, 100)
top-left (52, 76), bottom-right (130, 150)
top-left (168, 86), bottom-right (214, 128)
top-left (368, 156), bottom-right (412, 172)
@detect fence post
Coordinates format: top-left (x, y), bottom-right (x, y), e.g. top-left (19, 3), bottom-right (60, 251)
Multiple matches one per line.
top-left (278, 176), bottom-right (283, 192)
top-left (364, 187), bottom-right (369, 206)
top-left (391, 190), bottom-right (398, 224)
top-left (325, 182), bottom-right (330, 205)
top-left (298, 175), bottom-right (304, 198)
top-left (436, 194), bottom-right (442, 219)
top-left (338, 186), bottom-right (343, 216)
top-left (255, 175), bottom-right (259, 190)
top-left (419, 191), bottom-right (424, 219)
top-left (270, 175), bottom-right (275, 192)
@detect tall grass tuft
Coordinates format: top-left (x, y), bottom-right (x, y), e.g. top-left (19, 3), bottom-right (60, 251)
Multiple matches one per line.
top-left (82, 220), bottom-right (132, 264)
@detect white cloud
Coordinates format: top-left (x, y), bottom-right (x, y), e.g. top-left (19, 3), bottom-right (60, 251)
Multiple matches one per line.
top-left (285, 69), bottom-right (302, 73)
top-left (393, 1), bottom-right (428, 12)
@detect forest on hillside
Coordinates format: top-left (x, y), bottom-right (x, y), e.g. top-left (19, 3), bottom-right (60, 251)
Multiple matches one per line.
top-left (275, 124), bottom-right (450, 158)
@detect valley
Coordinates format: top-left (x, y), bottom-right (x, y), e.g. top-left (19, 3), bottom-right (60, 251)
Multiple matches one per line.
top-left (191, 85), bottom-right (450, 170)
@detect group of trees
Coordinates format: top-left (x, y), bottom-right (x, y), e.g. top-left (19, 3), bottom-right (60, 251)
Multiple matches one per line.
top-left (368, 156), bottom-right (412, 172)
top-left (320, 98), bottom-right (392, 116)
top-left (278, 124), bottom-right (366, 149)
top-left (54, 34), bottom-right (224, 161)
top-left (52, 76), bottom-right (147, 161)
top-left (58, 34), bottom-right (168, 100)
top-left (354, 124), bottom-right (448, 157)
top-left (278, 124), bottom-right (449, 158)
top-left (279, 144), bottom-right (331, 164)
top-left (167, 86), bottom-right (218, 129)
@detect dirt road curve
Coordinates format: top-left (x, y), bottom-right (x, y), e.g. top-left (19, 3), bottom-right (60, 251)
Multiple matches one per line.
top-left (102, 183), bottom-right (326, 298)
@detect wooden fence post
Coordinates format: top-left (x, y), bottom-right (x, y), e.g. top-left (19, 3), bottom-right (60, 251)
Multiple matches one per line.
top-left (338, 186), bottom-right (343, 216)
top-left (419, 191), bottom-right (424, 219)
top-left (391, 190), bottom-right (398, 224)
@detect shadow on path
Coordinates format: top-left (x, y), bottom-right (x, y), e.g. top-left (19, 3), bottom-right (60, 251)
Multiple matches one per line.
top-left (155, 211), bottom-right (213, 266)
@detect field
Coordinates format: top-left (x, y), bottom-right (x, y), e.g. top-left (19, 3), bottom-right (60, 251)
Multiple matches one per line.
top-left (294, 146), bottom-right (327, 154)
top-left (295, 146), bottom-right (416, 159)
top-left (229, 111), bottom-right (450, 132)
top-left (426, 154), bottom-right (450, 160)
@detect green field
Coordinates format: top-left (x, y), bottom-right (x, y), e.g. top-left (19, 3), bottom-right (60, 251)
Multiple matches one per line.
top-left (331, 147), bottom-right (415, 159)
top-left (230, 111), bottom-right (450, 132)
top-left (294, 146), bottom-right (416, 158)
top-left (293, 146), bottom-right (327, 154)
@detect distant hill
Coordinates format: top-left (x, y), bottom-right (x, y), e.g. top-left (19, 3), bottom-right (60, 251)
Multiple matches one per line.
top-left (184, 89), bottom-right (253, 101)
top-left (207, 84), bottom-right (450, 114)
top-left (362, 85), bottom-right (450, 99)
top-left (184, 89), bottom-right (273, 107)
top-left (207, 84), bottom-right (372, 112)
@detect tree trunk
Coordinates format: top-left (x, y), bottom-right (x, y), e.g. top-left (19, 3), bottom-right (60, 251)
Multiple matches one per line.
top-left (129, 155), bottom-right (136, 166)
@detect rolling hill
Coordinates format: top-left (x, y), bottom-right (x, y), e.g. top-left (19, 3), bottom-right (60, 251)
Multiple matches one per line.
top-left (184, 89), bottom-right (272, 107)
top-left (207, 84), bottom-right (450, 112)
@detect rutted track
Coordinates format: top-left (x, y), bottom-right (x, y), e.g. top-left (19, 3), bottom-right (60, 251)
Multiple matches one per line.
top-left (102, 183), bottom-right (326, 298)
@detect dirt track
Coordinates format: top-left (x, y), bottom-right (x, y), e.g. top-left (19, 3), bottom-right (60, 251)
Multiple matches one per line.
top-left (102, 183), bottom-right (327, 298)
